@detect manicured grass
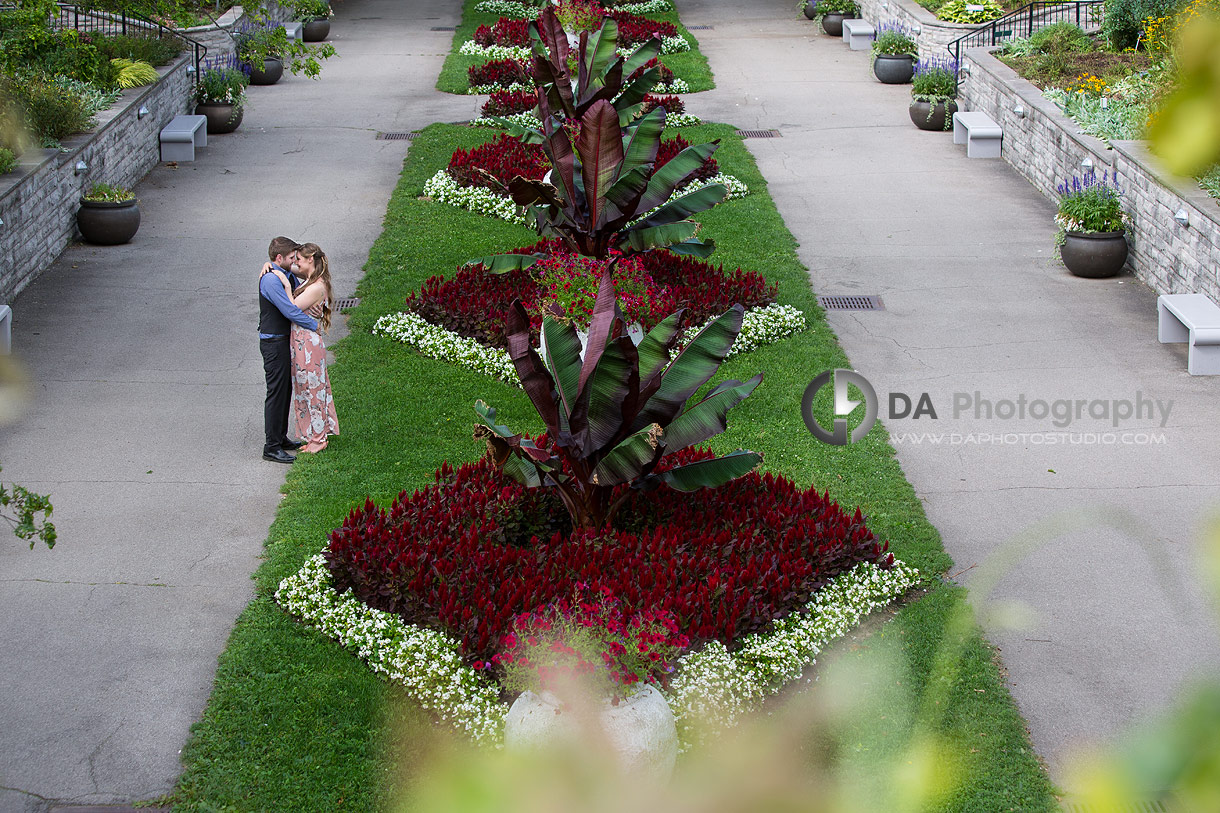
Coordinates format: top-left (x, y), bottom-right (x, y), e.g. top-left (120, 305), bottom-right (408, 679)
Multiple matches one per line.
top-left (172, 119), bottom-right (1056, 810)
top-left (435, 0), bottom-right (714, 96)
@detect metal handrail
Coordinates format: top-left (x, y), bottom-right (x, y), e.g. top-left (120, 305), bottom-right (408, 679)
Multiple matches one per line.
top-left (1, 3), bottom-right (210, 75)
top-left (947, 1), bottom-right (1106, 70)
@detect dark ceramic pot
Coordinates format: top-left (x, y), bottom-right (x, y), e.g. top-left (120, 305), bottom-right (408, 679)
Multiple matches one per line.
top-left (247, 57), bottom-right (283, 86)
top-left (195, 102), bottom-right (243, 134)
top-left (909, 98), bottom-right (958, 131)
top-left (77, 198), bottom-right (140, 245)
top-left (804, 1), bottom-right (818, 19)
top-left (821, 12), bottom-right (849, 36)
top-left (1060, 231), bottom-right (1129, 278)
top-left (302, 18), bottom-right (330, 41)
top-left (874, 54), bottom-right (915, 84)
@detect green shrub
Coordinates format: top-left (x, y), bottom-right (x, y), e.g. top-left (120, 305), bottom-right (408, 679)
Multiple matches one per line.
top-left (9, 75), bottom-right (116, 146)
top-left (94, 34), bottom-right (181, 66)
top-left (112, 58), bottom-right (160, 88)
top-left (1102, 0), bottom-right (1181, 49)
top-left (0, 23), bottom-right (105, 84)
top-left (82, 181), bottom-right (135, 202)
top-left (1027, 21), bottom-right (1093, 53)
top-left (0, 147), bottom-right (15, 174)
top-left (936, 0), bottom-right (1005, 22)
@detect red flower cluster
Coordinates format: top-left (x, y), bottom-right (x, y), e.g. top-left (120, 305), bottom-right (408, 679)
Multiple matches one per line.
top-left (532, 252), bottom-right (676, 330)
top-left (482, 89), bottom-right (538, 117)
top-left (326, 447), bottom-right (894, 666)
top-left (406, 238), bottom-right (776, 349)
top-left (605, 10), bottom-right (678, 44)
top-left (467, 58), bottom-right (531, 89)
top-left (640, 94), bottom-right (685, 116)
top-left (474, 17), bottom-right (530, 47)
top-left (656, 133), bottom-right (718, 183)
top-left (628, 57), bottom-right (675, 86)
top-left (446, 133), bottom-right (549, 190)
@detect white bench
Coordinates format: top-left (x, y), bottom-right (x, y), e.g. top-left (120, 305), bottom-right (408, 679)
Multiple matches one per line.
top-left (0, 305), bottom-right (10, 354)
top-left (952, 111), bottom-right (1002, 158)
top-left (279, 21), bottom-right (303, 40)
top-left (841, 19), bottom-right (874, 51)
top-left (1158, 293), bottom-right (1220, 375)
top-left (159, 114), bottom-right (208, 162)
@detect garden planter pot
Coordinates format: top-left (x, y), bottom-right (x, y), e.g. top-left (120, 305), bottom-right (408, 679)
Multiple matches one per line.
top-left (301, 18), bottom-right (330, 41)
top-left (821, 12), bottom-right (851, 36)
top-left (803, 1), bottom-right (818, 19)
top-left (1060, 231), bottom-right (1129, 278)
top-left (505, 685), bottom-right (678, 781)
top-left (195, 102), bottom-right (243, 134)
top-left (873, 54), bottom-right (915, 84)
top-left (77, 198), bottom-right (140, 245)
top-left (247, 57), bottom-right (283, 86)
top-left (909, 98), bottom-right (958, 131)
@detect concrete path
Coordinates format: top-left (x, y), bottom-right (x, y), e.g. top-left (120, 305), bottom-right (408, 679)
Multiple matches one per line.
top-left (0, 2), bottom-right (474, 810)
top-left (683, 0), bottom-right (1220, 790)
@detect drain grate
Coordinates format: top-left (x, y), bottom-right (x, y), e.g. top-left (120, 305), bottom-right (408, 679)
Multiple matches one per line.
top-left (738, 129), bottom-right (781, 139)
top-left (334, 297), bottom-right (361, 310)
top-left (376, 131), bottom-right (419, 140)
top-left (430, 25), bottom-right (456, 30)
top-left (687, 24), bottom-right (714, 29)
top-left (818, 295), bottom-right (885, 311)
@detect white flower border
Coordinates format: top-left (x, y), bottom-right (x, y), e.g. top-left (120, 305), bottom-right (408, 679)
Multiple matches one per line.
top-left (471, 110), bottom-right (701, 128)
top-left (472, 0), bottom-right (675, 15)
top-left (277, 554), bottom-right (920, 747)
top-left (422, 168), bottom-right (750, 226)
top-left (468, 81), bottom-right (533, 95)
top-left (372, 304), bottom-right (807, 385)
top-left (461, 36), bottom-right (689, 60)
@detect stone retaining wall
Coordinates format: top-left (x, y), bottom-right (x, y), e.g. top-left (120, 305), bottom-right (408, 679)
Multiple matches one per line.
top-left (0, 55), bottom-right (195, 301)
top-left (855, 0), bottom-right (978, 62)
top-left (957, 46), bottom-right (1220, 298)
top-left (178, 5), bottom-right (247, 61)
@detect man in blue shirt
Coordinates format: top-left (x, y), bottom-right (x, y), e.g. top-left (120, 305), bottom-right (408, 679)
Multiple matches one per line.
top-left (258, 236), bottom-right (319, 463)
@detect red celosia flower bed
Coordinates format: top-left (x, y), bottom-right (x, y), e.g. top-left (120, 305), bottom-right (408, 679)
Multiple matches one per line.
top-left (326, 447), bottom-right (893, 665)
top-left (474, 17), bottom-right (530, 47)
top-left (605, 10), bottom-right (678, 44)
top-left (482, 89), bottom-right (538, 117)
top-left (629, 57), bottom-right (675, 86)
top-left (640, 94), bottom-right (685, 116)
top-left (468, 58), bottom-right (530, 89)
top-left (446, 134), bottom-right (550, 190)
top-left (656, 133), bottom-right (718, 182)
top-left (406, 239), bottom-right (776, 349)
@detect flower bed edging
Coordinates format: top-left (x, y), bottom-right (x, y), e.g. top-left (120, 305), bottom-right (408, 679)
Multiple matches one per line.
top-left (276, 553), bottom-right (920, 747)
top-left (459, 35), bottom-right (690, 60)
top-left (470, 109), bottom-right (701, 128)
top-left (372, 303), bottom-right (809, 385)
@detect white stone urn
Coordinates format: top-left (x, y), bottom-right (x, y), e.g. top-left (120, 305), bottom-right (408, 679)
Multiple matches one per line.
top-left (504, 684), bottom-right (678, 780)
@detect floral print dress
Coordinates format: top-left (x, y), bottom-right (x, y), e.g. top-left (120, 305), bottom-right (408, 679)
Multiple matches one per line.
top-left (290, 323), bottom-right (339, 452)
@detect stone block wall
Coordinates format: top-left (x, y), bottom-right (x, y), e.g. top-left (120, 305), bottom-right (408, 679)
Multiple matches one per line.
top-left (0, 55), bottom-right (195, 301)
top-left (854, 0), bottom-right (979, 62)
top-left (958, 47), bottom-right (1220, 299)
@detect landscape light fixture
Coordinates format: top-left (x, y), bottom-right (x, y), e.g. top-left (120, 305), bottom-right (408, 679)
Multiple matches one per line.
top-left (1081, 157), bottom-right (1094, 173)
top-left (138, 106), bottom-right (150, 119)
top-left (74, 160), bottom-right (88, 175)
top-left (1014, 104), bottom-right (1026, 118)
top-left (1174, 209), bottom-right (1190, 227)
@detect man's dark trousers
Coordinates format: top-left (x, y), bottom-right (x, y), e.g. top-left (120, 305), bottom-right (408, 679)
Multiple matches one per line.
top-left (261, 336), bottom-right (292, 455)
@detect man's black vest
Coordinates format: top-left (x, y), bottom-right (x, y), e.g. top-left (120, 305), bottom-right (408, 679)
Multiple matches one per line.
top-left (258, 267), bottom-right (295, 336)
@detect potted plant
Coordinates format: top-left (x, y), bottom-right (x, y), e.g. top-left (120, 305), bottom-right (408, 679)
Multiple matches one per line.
top-left (909, 57), bottom-right (958, 130)
top-left (871, 22), bottom-right (918, 84)
top-left (289, 0), bottom-right (333, 43)
top-left (234, 19), bottom-right (338, 84)
top-left (499, 585), bottom-right (686, 778)
top-left (1055, 171), bottom-right (1130, 278)
top-left (811, 0), bottom-right (859, 37)
top-left (801, 0), bottom-right (818, 21)
top-left (194, 56), bottom-right (249, 133)
top-left (77, 182), bottom-right (139, 244)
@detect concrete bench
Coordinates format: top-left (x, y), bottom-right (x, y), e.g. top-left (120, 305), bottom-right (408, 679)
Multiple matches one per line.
top-left (842, 19), bottom-right (874, 51)
top-left (279, 21), bottom-right (303, 40)
top-left (0, 304), bottom-right (10, 354)
top-left (1158, 293), bottom-right (1220, 375)
top-left (159, 114), bottom-right (207, 162)
top-left (952, 110), bottom-right (1002, 158)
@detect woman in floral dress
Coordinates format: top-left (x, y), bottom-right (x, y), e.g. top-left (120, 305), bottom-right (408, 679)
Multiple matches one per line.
top-left (267, 242), bottom-right (340, 452)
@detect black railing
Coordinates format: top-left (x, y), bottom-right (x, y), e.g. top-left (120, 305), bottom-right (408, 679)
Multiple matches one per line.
top-left (5, 3), bottom-right (210, 74)
top-left (948, 1), bottom-right (1106, 69)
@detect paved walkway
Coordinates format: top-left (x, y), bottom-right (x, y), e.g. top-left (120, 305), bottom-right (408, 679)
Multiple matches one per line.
top-left (684, 0), bottom-right (1220, 790)
top-left (3, 0), bottom-right (1219, 808)
top-left (0, 1), bottom-right (473, 809)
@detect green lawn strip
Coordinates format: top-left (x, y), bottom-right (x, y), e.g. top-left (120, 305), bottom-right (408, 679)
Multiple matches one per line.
top-left (435, 0), bottom-right (713, 95)
top-left (173, 122), bottom-right (1055, 810)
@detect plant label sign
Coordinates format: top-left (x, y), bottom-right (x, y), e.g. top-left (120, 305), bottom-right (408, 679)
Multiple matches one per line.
top-left (966, 4), bottom-right (984, 9)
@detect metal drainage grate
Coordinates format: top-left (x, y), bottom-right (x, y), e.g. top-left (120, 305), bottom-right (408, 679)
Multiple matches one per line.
top-left (687, 24), bottom-right (714, 29)
top-left (818, 295), bottom-right (885, 311)
top-left (376, 131), bottom-right (419, 141)
top-left (334, 297), bottom-right (361, 310)
top-left (430, 25), bottom-right (456, 30)
top-left (738, 129), bottom-right (781, 139)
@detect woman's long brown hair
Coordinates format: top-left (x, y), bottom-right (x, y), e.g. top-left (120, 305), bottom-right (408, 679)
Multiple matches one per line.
top-left (297, 242), bottom-right (333, 332)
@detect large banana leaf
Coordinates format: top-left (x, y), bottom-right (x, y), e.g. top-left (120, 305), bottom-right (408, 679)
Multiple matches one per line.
top-left (541, 317), bottom-right (583, 418)
top-left (617, 107), bottom-right (665, 184)
top-left (590, 423), bottom-right (664, 486)
top-left (634, 183), bottom-right (727, 229)
top-left (582, 19), bottom-right (620, 92)
top-left (575, 100), bottom-right (623, 229)
top-left (635, 141), bottom-right (720, 213)
top-left (463, 253), bottom-right (540, 274)
top-left (645, 449), bottom-right (763, 492)
top-left (505, 301), bottom-right (562, 438)
top-left (574, 335), bottom-right (638, 457)
top-left (616, 220), bottom-right (700, 254)
top-left (635, 310), bottom-right (684, 387)
top-left (661, 375), bottom-right (763, 453)
top-left (621, 35), bottom-right (662, 76)
top-left (631, 305), bottom-right (743, 431)
top-left (576, 270), bottom-right (619, 395)
top-left (666, 238), bottom-right (717, 258)
top-left (603, 165), bottom-right (652, 217)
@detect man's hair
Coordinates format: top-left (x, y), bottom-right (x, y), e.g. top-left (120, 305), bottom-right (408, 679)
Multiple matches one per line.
top-left (268, 236), bottom-right (300, 262)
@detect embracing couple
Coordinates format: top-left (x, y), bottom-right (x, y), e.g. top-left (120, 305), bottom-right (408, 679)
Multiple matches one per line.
top-left (258, 236), bottom-right (340, 464)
